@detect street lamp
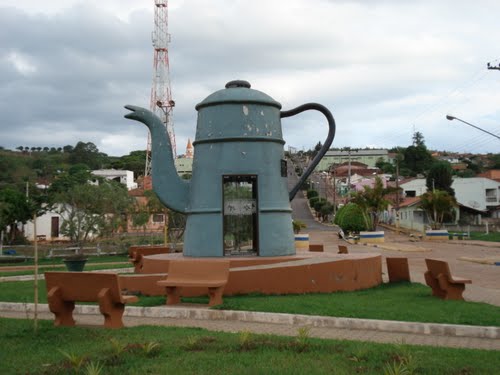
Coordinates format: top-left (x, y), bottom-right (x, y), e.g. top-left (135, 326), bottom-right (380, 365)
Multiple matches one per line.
top-left (446, 115), bottom-right (500, 140)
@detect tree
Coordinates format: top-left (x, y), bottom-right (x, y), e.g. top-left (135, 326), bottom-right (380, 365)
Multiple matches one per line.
top-left (375, 157), bottom-right (394, 174)
top-left (69, 141), bottom-right (107, 170)
top-left (402, 145), bottom-right (434, 175)
top-left (350, 176), bottom-right (399, 231)
top-left (63, 145), bottom-right (74, 153)
top-left (53, 178), bottom-right (133, 248)
top-left (311, 141), bottom-right (323, 158)
top-left (412, 131), bottom-right (425, 147)
top-left (401, 132), bottom-right (434, 176)
top-left (419, 189), bottom-right (457, 229)
top-left (426, 162), bottom-right (454, 196)
top-left (0, 187), bottom-right (32, 243)
top-left (48, 156), bottom-right (140, 241)
top-left (48, 164), bottom-right (92, 196)
top-left (112, 150), bottom-right (147, 178)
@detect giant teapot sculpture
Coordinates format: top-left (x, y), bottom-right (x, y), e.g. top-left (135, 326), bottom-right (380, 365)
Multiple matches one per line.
top-left (125, 80), bottom-right (335, 257)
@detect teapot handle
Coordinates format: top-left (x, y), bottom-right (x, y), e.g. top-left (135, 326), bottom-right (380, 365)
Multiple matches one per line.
top-left (281, 103), bottom-right (336, 201)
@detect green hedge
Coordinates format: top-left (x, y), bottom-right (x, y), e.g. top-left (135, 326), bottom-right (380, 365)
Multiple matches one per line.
top-left (306, 189), bottom-right (319, 199)
top-left (334, 203), bottom-right (367, 233)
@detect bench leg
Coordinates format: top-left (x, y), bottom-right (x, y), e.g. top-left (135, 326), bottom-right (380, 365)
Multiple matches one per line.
top-left (47, 287), bottom-right (75, 327)
top-left (437, 275), bottom-right (466, 300)
top-left (207, 287), bottom-right (224, 307)
top-left (165, 286), bottom-right (181, 305)
top-left (98, 288), bottom-right (125, 329)
top-left (424, 271), bottom-right (446, 299)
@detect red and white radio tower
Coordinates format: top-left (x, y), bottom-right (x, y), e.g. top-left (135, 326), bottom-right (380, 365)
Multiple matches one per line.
top-left (145, 0), bottom-right (176, 178)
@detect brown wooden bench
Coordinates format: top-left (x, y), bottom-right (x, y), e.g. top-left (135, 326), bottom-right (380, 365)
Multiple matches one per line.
top-left (157, 260), bottom-right (230, 307)
top-left (424, 259), bottom-right (472, 300)
top-left (386, 257), bottom-right (410, 283)
top-left (45, 272), bottom-right (138, 328)
top-left (338, 245), bottom-right (349, 254)
top-left (128, 245), bottom-right (170, 272)
top-left (309, 244), bottom-right (324, 252)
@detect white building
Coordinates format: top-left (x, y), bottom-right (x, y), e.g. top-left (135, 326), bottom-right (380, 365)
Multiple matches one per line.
top-left (91, 169), bottom-right (137, 190)
top-left (24, 204), bottom-right (68, 241)
top-left (400, 177), bottom-right (500, 220)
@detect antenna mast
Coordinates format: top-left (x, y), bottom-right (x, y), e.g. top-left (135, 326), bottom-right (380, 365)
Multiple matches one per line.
top-left (145, 0), bottom-right (176, 179)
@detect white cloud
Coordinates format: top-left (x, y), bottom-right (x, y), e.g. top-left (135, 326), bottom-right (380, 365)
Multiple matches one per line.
top-left (0, 0), bottom-right (499, 157)
top-left (5, 51), bottom-right (37, 75)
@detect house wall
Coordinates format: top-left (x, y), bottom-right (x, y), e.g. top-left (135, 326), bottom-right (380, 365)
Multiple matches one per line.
top-left (397, 207), bottom-right (427, 232)
top-left (400, 177), bottom-right (500, 212)
top-left (91, 169), bottom-right (138, 190)
top-left (24, 205), bottom-right (70, 241)
top-left (317, 149), bottom-right (389, 171)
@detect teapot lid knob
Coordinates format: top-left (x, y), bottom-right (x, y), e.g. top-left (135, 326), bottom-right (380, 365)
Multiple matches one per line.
top-left (225, 80), bottom-right (251, 89)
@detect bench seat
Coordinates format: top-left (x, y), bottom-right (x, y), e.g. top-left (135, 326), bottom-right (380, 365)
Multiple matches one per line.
top-left (424, 259), bottom-right (471, 300)
top-left (157, 260), bottom-right (230, 306)
top-left (45, 272), bottom-right (138, 328)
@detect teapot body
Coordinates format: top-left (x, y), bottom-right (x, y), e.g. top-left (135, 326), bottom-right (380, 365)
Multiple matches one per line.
top-left (184, 81), bottom-right (295, 257)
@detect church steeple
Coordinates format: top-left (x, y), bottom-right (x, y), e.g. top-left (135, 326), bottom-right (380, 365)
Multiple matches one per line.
top-left (185, 138), bottom-right (193, 159)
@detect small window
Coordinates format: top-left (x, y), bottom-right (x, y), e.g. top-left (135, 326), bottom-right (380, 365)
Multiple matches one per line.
top-left (152, 214), bottom-right (164, 223)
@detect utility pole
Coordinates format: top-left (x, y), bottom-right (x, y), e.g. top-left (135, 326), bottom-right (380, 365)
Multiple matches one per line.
top-left (395, 155), bottom-right (400, 234)
top-left (341, 147), bottom-right (358, 200)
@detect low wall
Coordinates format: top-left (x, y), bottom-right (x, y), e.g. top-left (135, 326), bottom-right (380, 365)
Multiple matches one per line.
top-left (121, 253), bottom-right (382, 297)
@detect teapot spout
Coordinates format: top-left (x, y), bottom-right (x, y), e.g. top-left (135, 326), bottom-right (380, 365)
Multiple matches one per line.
top-left (124, 105), bottom-right (189, 213)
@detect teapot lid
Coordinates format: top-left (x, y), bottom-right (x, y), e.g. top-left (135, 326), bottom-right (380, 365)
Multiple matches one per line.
top-left (195, 80), bottom-right (282, 110)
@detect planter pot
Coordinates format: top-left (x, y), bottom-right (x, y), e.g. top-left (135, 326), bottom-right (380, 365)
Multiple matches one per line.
top-left (425, 229), bottom-right (449, 241)
top-left (63, 258), bottom-right (88, 272)
top-left (359, 231), bottom-right (385, 244)
top-left (294, 233), bottom-right (309, 250)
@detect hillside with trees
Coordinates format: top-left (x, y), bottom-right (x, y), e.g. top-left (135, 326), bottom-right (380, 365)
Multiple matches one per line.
top-left (0, 142), bottom-right (148, 245)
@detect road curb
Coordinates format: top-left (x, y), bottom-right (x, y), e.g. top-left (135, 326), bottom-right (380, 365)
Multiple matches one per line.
top-left (1, 302), bottom-right (498, 340)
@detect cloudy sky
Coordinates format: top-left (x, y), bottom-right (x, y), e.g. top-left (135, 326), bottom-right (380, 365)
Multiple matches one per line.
top-left (1, 0), bottom-right (500, 157)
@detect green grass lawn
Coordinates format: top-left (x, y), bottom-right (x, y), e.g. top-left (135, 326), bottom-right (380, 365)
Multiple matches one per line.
top-left (2, 281), bottom-right (499, 327)
top-left (1, 318), bottom-right (499, 375)
top-left (0, 255), bottom-right (131, 277)
top-left (469, 231), bottom-right (500, 242)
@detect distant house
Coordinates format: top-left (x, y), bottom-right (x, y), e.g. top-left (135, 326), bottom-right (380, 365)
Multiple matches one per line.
top-left (399, 177), bottom-right (500, 225)
top-left (91, 169), bottom-right (137, 190)
top-left (478, 169), bottom-right (500, 183)
top-left (127, 187), bottom-right (166, 233)
top-left (24, 204), bottom-right (68, 242)
top-left (397, 197), bottom-right (427, 232)
top-left (25, 169), bottom-right (137, 242)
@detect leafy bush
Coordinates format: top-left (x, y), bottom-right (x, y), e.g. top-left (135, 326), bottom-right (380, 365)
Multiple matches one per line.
top-left (312, 198), bottom-right (327, 212)
top-left (334, 204), bottom-right (346, 226)
top-left (335, 203), bottom-right (367, 233)
top-left (292, 220), bottom-right (307, 234)
top-left (308, 196), bottom-right (320, 207)
top-left (306, 189), bottom-right (318, 199)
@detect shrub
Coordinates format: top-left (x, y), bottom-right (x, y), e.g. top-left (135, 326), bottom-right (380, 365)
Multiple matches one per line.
top-left (306, 189), bottom-right (319, 199)
top-left (335, 203), bottom-right (367, 233)
top-left (334, 204), bottom-right (346, 226)
top-left (312, 198), bottom-right (327, 213)
top-left (308, 196), bottom-right (320, 207)
top-left (292, 220), bottom-right (307, 234)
